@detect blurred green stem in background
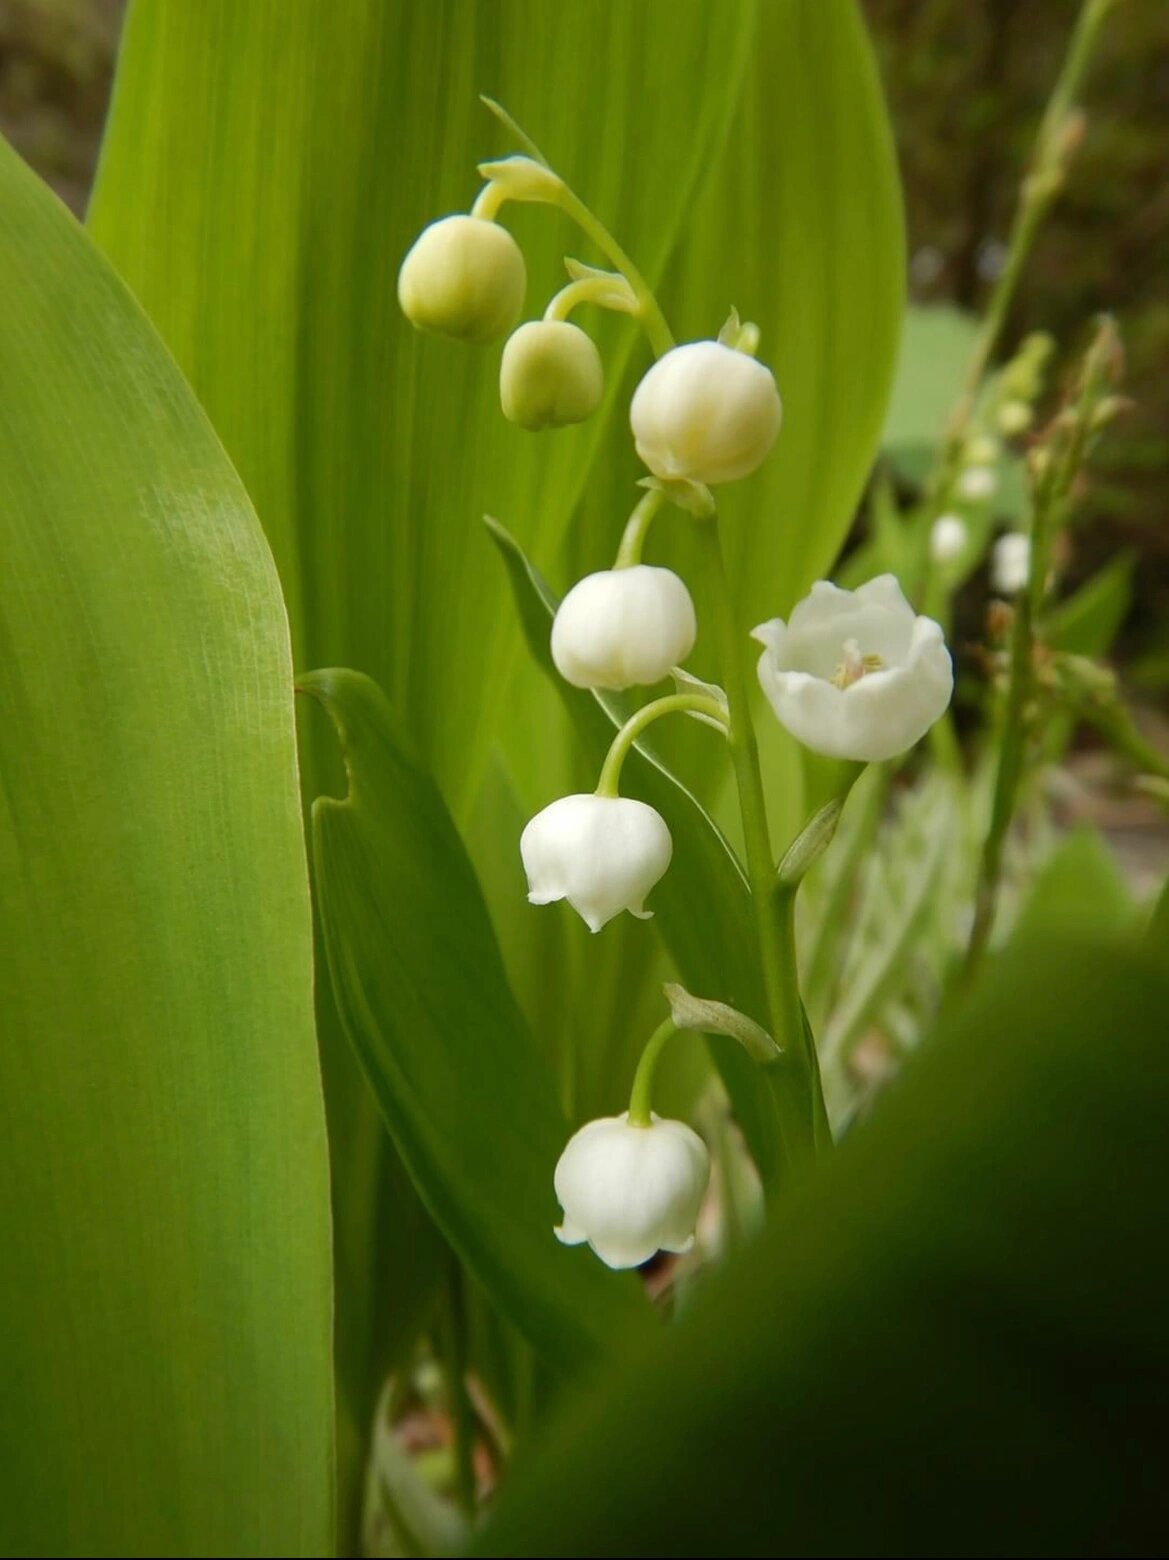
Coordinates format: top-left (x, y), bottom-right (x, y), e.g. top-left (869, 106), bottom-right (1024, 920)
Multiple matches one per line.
top-left (965, 319), bottom-right (1121, 979)
top-left (931, 0), bottom-right (1117, 503)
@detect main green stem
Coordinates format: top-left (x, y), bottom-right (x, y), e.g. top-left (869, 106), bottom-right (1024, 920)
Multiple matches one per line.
top-left (697, 519), bottom-right (822, 1175)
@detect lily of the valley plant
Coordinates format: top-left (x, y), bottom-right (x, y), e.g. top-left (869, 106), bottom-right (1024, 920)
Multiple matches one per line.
top-left (399, 114), bottom-right (956, 1267)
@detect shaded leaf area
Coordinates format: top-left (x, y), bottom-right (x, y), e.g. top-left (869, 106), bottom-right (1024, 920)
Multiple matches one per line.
top-left (478, 934), bottom-right (1169, 1557)
top-left (302, 668), bottom-right (651, 1370)
top-left (0, 136), bottom-right (332, 1555)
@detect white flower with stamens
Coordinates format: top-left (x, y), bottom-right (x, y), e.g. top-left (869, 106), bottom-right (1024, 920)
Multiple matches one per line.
top-left (992, 532), bottom-right (1031, 596)
top-left (520, 794), bottom-right (672, 932)
top-left (929, 513), bottom-right (968, 565)
top-left (630, 340), bottom-right (782, 486)
top-left (753, 575), bottom-right (953, 763)
top-left (554, 1112), bottom-right (710, 1269)
top-left (551, 566), bottom-right (696, 690)
top-left (398, 215), bottom-right (526, 344)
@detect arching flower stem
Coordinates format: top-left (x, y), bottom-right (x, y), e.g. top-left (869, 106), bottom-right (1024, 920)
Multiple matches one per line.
top-left (594, 692), bottom-right (729, 800)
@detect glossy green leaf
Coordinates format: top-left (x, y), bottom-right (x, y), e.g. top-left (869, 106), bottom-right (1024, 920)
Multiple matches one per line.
top-left (301, 668), bottom-right (650, 1369)
top-left (478, 934), bottom-right (1169, 1556)
top-left (0, 139), bottom-right (332, 1554)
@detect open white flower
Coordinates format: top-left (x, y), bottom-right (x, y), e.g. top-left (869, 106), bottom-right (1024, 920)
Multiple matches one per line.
top-left (520, 794), bottom-right (672, 932)
top-left (753, 575), bottom-right (953, 763)
top-left (992, 532), bottom-right (1031, 596)
top-left (929, 513), bottom-right (968, 566)
top-left (398, 214), bottom-right (526, 344)
top-left (554, 1112), bottom-right (710, 1269)
top-left (551, 566), bottom-right (696, 690)
top-left (630, 340), bottom-right (782, 486)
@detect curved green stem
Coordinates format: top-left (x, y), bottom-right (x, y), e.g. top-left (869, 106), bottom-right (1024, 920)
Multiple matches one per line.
top-left (549, 184), bottom-right (675, 358)
top-left (614, 488), bottom-right (666, 569)
top-left (696, 518), bottom-right (822, 1177)
top-left (469, 182), bottom-right (508, 222)
top-left (627, 1018), bottom-right (678, 1127)
top-left (595, 692), bottom-right (728, 799)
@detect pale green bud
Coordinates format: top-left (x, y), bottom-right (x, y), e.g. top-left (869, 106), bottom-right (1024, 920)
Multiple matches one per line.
top-left (500, 320), bottom-right (603, 430)
top-left (397, 214), bottom-right (526, 344)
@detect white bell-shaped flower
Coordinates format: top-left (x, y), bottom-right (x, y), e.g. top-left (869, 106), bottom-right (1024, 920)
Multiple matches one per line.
top-left (753, 575), bottom-right (953, 763)
top-left (554, 1112), bottom-right (710, 1269)
top-left (929, 513), bottom-right (968, 565)
top-left (551, 566), bottom-right (696, 690)
top-left (500, 320), bottom-right (603, 429)
top-left (630, 340), bottom-right (782, 486)
top-left (521, 794), bottom-right (672, 932)
top-left (992, 532), bottom-right (1031, 596)
top-left (398, 215), bottom-right (526, 344)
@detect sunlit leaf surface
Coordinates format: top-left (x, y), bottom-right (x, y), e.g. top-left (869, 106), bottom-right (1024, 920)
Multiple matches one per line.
top-left (0, 137), bottom-right (332, 1555)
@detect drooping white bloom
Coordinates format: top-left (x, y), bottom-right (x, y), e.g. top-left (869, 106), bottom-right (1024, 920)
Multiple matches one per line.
top-left (554, 1112), bottom-right (710, 1269)
top-left (753, 575), bottom-right (954, 763)
top-left (520, 794), bottom-right (672, 932)
top-left (929, 513), bottom-right (968, 566)
top-left (398, 215), bottom-right (526, 344)
top-left (958, 465), bottom-right (997, 502)
top-left (551, 566), bottom-right (696, 690)
top-left (500, 320), bottom-right (603, 430)
top-left (630, 340), bottom-right (782, 486)
top-left (992, 532), bottom-right (1031, 596)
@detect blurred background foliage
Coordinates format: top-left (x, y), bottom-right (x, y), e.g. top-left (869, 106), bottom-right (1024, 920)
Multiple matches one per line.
top-left (4, 0), bottom-right (1165, 679)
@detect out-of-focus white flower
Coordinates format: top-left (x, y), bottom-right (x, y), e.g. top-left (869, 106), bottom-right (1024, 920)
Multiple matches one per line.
top-left (753, 575), bottom-right (953, 763)
top-left (630, 340), bottom-right (782, 485)
top-left (554, 1112), bottom-right (710, 1269)
top-left (550, 566), bottom-right (696, 690)
top-left (398, 215), bottom-right (526, 343)
top-left (520, 794), bottom-right (672, 932)
top-left (958, 465), bottom-right (997, 502)
top-left (992, 532), bottom-right (1031, 596)
top-left (500, 320), bottom-right (603, 429)
top-left (997, 399), bottom-right (1033, 437)
top-left (929, 513), bottom-right (968, 566)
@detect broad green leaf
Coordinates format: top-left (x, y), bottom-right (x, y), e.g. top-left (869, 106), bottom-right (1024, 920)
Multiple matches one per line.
top-left (90, 0), bottom-right (904, 1506)
top-left (486, 518), bottom-right (781, 1190)
top-left (0, 139), bottom-right (332, 1554)
top-left (301, 667), bottom-right (650, 1368)
top-left (477, 934), bottom-right (1169, 1556)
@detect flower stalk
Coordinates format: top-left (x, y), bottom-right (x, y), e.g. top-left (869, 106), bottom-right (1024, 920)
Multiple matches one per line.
top-left (594, 692), bottom-right (729, 799)
top-left (696, 517), bottom-right (822, 1177)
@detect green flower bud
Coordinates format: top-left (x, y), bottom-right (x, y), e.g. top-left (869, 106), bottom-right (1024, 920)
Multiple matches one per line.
top-left (499, 320), bottom-right (603, 430)
top-left (397, 215), bottom-right (526, 344)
